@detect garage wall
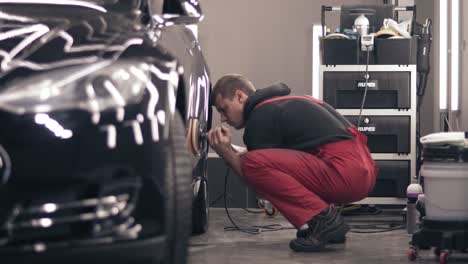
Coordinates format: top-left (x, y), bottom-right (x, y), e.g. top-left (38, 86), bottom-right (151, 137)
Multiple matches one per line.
top-left (461, 1), bottom-right (468, 130)
top-left (199, 0), bottom-right (437, 146)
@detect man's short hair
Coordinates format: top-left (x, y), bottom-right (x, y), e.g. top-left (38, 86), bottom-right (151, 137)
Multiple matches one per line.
top-left (210, 74), bottom-right (256, 106)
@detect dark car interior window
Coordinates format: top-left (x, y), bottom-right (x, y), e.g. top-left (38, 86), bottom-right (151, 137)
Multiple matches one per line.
top-left (163, 0), bottom-right (183, 15)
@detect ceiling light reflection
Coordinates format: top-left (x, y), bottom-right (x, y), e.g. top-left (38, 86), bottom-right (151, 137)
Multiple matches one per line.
top-left (34, 113), bottom-right (73, 139)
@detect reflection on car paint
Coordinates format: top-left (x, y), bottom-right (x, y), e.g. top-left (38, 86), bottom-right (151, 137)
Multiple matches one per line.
top-left (0, 10), bottom-right (34, 22)
top-left (0, 0), bottom-right (107, 13)
top-left (4, 193), bottom-right (142, 250)
top-left (0, 13), bottom-right (144, 73)
top-left (188, 69), bottom-right (209, 120)
top-left (125, 120), bottom-right (144, 145)
top-left (0, 0), bottom-right (211, 259)
top-left (0, 144), bottom-right (11, 185)
top-left (101, 125), bottom-right (117, 149)
top-left (34, 113), bottom-right (73, 139)
top-left (148, 64), bottom-right (179, 115)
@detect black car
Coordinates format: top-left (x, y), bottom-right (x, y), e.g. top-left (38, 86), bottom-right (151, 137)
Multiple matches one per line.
top-left (0, 1), bottom-right (211, 263)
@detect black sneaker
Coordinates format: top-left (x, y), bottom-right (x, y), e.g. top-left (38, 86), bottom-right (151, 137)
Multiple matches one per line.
top-left (296, 208), bottom-right (347, 244)
top-left (290, 206), bottom-right (350, 252)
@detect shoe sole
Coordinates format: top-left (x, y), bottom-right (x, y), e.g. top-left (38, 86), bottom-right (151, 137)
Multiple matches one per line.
top-left (327, 219), bottom-right (349, 244)
top-left (328, 235), bottom-right (347, 244)
top-left (297, 219), bottom-right (348, 244)
top-left (325, 222), bottom-right (350, 244)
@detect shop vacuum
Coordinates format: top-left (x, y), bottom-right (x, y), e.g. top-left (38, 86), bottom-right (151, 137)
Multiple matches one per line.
top-left (407, 132), bottom-right (468, 264)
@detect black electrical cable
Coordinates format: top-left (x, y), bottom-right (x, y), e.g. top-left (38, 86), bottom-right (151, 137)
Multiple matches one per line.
top-left (211, 190), bottom-right (263, 213)
top-left (349, 223), bottom-right (404, 229)
top-left (223, 167), bottom-right (271, 234)
top-left (340, 206), bottom-right (383, 216)
top-left (209, 192), bottom-right (224, 207)
top-left (221, 167), bottom-right (406, 235)
top-left (218, 52), bottom-right (404, 233)
top-left (222, 168), bottom-right (295, 234)
top-left (347, 48), bottom-right (407, 235)
top-left (242, 208), bottom-right (264, 214)
top-left (349, 225), bottom-right (406, 234)
top-left (357, 48), bottom-right (371, 128)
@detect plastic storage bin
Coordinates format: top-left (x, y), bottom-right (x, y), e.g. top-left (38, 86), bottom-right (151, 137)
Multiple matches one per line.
top-left (421, 161), bottom-right (468, 220)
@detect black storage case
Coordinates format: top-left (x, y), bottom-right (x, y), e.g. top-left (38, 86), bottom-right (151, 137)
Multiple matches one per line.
top-left (323, 71), bottom-right (411, 109)
top-left (320, 4), bottom-right (417, 65)
top-left (321, 38), bottom-right (358, 65)
top-left (321, 38), bottom-right (377, 65)
top-left (344, 115), bottom-right (411, 154)
top-left (370, 160), bottom-right (410, 198)
top-left (321, 37), bottom-right (417, 65)
top-left (375, 36), bottom-right (417, 65)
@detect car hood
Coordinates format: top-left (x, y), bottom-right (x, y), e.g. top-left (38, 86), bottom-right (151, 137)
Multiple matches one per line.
top-left (0, 2), bottom-right (147, 83)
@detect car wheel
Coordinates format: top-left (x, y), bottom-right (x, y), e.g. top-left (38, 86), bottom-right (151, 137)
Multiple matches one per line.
top-left (192, 161), bottom-right (209, 234)
top-left (162, 112), bottom-right (192, 264)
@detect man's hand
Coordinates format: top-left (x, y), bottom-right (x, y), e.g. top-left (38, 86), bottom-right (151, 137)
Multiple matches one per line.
top-left (231, 144), bottom-right (247, 156)
top-left (208, 126), bottom-right (232, 157)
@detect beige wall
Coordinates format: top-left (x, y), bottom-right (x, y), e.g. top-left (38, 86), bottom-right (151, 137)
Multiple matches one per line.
top-left (461, 1), bottom-right (468, 130)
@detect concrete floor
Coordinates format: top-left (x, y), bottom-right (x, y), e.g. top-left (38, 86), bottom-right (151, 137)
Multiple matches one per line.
top-left (188, 208), bottom-right (468, 264)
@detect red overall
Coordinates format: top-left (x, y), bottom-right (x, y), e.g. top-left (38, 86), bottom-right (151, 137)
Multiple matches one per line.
top-left (240, 99), bottom-right (378, 228)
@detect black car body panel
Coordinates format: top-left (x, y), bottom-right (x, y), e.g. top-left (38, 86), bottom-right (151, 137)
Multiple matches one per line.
top-left (0, 0), bottom-right (210, 263)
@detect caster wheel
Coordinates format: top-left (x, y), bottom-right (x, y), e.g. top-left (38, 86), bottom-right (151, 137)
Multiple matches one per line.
top-left (439, 250), bottom-right (449, 264)
top-left (257, 199), bottom-right (277, 217)
top-left (407, 247), bottom-right (418, 261)
top-left (256, 200), bottom-right (264, 209)
top-left (264, 206), bottom-right (278, 217)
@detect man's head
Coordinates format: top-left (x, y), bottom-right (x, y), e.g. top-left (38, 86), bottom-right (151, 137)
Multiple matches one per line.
top-left (211, 74), bottom-right (256, 129)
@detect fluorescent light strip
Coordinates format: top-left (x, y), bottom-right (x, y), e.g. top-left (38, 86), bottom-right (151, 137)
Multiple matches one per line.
top-left (451, 0), bottom-right (459, 111)
top-left (439, 0), bottom-right (448, 110)
top-left (312, 25), bottom-right (322, 98)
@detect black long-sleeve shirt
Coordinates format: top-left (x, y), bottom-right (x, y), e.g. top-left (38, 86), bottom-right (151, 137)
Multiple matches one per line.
top-left (243, 83), bottom-right (353, 151)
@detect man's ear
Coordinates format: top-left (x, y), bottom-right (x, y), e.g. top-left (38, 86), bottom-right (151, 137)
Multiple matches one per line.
top-left (235, 90), bottom-right (247, 103)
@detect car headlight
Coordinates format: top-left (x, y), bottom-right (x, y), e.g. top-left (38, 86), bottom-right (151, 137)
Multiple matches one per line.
top-left (0, 60), bottom-right (157, 117)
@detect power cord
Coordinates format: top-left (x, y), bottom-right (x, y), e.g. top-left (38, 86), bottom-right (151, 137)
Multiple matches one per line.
top-left (357, 48), bottom-right (371, 128)
top-left (349, 224), bottom-right (406, 234)
top-left (209, 192), bottom-right (224, 207)
top-left (242, 208), bottom-right (264, 214)
top-left (220, 168), bottom-right (403, 234)
top-left (210, 189), bottom-right (263, 214)
top-left (220, 166), bottom-right (406, 234)
top-left (222, 168), bottom-right (295, 234)
top-left (338, 204), bottom-right (383, 216)
top-left (352, 48), bottom-right (407, 234)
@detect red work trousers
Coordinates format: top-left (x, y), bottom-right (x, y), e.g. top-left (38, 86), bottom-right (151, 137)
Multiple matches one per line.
top-left (240, 127), bottom-right (378, 228)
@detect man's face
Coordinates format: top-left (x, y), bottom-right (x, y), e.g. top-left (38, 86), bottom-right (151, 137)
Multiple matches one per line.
top-left (214, 93), bottom-right (245, 129)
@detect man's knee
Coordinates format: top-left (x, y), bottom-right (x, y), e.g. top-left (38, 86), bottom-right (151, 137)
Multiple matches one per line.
top-left (241, 150), bottom-right (274, 177)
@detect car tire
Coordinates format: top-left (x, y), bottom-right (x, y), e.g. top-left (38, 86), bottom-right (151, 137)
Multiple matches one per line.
top-left (162, 112), bottom-right (192, 264)
top-left (192, 165), bottom-right (209, 234)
